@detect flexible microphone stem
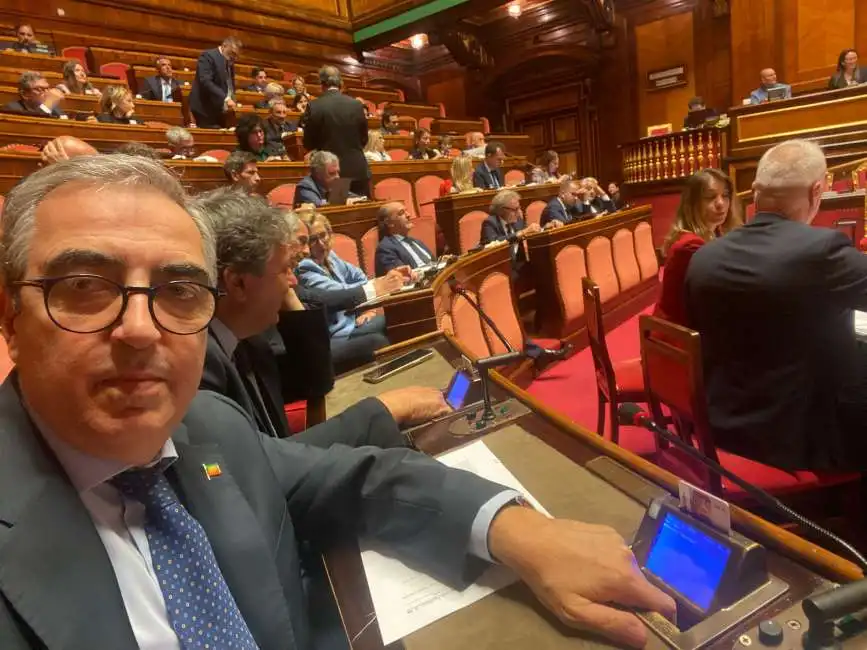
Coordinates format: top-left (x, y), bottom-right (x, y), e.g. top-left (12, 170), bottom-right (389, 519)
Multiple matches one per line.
top-left (449, 280), bottom-right (515, 353)
top-left (618, 404), bottom-right (867, 572)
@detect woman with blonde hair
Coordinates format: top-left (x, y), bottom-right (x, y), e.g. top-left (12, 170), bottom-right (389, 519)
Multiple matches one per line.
top-left (364, 130), bottom-right (391, 162)
top-left (95, 85), bottom-right (137, 124)
top-left (439, 155), bottom-right (475, 196)
top-left (654, 168), bottom-right (742, 326)
top-left (56, 60), bottom-right (101, 97)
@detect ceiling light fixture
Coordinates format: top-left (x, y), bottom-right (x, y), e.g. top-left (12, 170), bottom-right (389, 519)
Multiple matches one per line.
top-left (508, 2), bottom-right (522, 18)
top-left (410, 33), bottom-right (427, 49)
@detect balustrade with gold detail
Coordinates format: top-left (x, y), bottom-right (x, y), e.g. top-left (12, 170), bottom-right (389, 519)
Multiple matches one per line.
top-left (620, 127), bottom-right (728, 185)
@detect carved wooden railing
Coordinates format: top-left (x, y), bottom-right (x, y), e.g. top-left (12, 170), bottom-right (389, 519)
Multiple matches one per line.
top-left (621, 127), bottom-right (728, 184)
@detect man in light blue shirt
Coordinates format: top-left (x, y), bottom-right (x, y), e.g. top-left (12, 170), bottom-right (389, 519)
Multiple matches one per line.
top-left (750, 68), bottom-right (792, 104)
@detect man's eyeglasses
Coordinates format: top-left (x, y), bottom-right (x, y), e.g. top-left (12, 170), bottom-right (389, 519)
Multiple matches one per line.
top-left (28, 85), bottom-right (49, 94)
top-left (13, 274), bottom-right (221, 335)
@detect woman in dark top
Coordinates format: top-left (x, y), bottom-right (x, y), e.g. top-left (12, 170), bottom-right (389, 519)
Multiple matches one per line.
top-left (653, 169), bottom-right (742, 327)
top-left (95, 86), bottom-right (138, 124)
top-left (828, 49), bottom-right (866, 89)
top-left (235, 113), bottom-right (280, 161)
top-left (408, 128), bottom-right (440, 160)
top-left (291, 93), bottom-right (309, 117)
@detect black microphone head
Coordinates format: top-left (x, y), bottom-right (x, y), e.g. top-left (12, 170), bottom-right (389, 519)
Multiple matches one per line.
top-left (617, 402), bottom-right (644, 426)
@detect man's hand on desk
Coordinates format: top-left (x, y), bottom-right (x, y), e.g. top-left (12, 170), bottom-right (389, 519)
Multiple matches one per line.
top-left (489, 507), bottom-right (676, 649)
top-left (377, 386), bottom-right (451, 425)
top-left (517, 223), bottom-right (543, 240)
top-left (373, 272), bottom-right (405, 296)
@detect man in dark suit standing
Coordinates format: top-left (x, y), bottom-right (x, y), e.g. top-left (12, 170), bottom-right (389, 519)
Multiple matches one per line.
top-left (0, 154), bottom-right (674, 650)
top-left (302, 66), bottom-right (371, 198)
top-left (540, 178), bottom-right (586, 227)
top-left (139, 56), bottom-right (181, 103)
top-left (3, 71), bottom-right (65, 117)
top-left (189, 36), bottom-right (241, 128)
top-left (375, 201), bottom-right (435, 275)
top-left (473, 141), bottom-right (507, 189)
top-left (686, 139), bottom-right (867, 471)
top-left (480, 189), bottom-right (541, 275)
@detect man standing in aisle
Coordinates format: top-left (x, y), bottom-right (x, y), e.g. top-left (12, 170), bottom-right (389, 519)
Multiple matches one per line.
top-left (301, 65), bottom-right (371, 197)
top-left (190, 36), bottom-right (242, 128)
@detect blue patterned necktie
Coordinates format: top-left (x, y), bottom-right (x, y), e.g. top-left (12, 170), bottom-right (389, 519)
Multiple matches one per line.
top-left (112, 466), bottom-right (259, 649)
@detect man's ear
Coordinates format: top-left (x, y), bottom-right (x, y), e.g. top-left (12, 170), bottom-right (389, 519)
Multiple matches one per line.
top-left (0, 286), bottom-right (20, 364)
top-left (220, 268), bottom-right (248, 302)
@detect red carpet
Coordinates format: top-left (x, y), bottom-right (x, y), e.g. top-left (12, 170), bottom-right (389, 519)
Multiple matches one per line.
top-left (528, 307), bottom-right (654, 446)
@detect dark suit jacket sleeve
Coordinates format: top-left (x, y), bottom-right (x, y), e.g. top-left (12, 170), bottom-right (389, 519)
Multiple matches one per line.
top-left (479, 217), bottom-right (500, 245)
top-left (540, 199), bottom-right (565, 227)
top-left (271, 309), bottom-right (334, 403)
top-left (601, 198), bottom-right (616, 213)
top-left (472, 165), bottom-right (488, 189)
top-left (140, 78), bottom-right (158, 100)
top-left (293, 180), bottom-right (325, 207)
top-left (375, 240), bottom-right (405, 276)
top-left (259, 413), bottom-right (508, 584)
top-left (301, 104), bottom-right (319, 151)
top-left (822, 231), bottom-right (867, 310)
top-left (295, 282), bottom-right (366, 311)
top-left (200, 338), bottom-right (230, 395)
top-left (197, 51), bottom-right (225, 102)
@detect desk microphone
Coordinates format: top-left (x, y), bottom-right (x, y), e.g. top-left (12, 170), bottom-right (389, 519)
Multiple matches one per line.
top-left (447, 277), bottom-right (515, 353)
top-left (617, 403), bottom-right (867, 571)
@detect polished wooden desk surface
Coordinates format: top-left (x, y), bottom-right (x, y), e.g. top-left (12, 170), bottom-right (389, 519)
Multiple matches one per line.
top-left (434, 181), bottom-right (561, 254)
top-left (430, 118), bottom-right (485, 135)
top-left (385, 102), bottom-right (441, 120)
top-left (86, 46), bottom-right (283, 80)
top-left (0, 50), bottom-right (67, 74)
top-left (322, 332), bottom-right (860, 650)
top-left (0, 66), bottom-right (128, 90)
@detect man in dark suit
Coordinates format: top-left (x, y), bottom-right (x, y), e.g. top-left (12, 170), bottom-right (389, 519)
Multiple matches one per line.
top-left (375, 201), bottom-right (435, 275)
top-left (10, 23), bottom-right (40, 52)
top-left (246, 66), bottom-right (268, 93)
top-left (579, 177), bottom-right (616, 216)
top-left (191, 187), bottom-right (424, 443)
top-left (301, 66), bottom-right (371, 197)
top-left (0, 154), bottom-right (674, 650)
top-left (189, 36), bottom-right (241, 128)
top-left (139, 56), bottom-right (182, 103)
top-left (480, 189), bottom-right (541, 275)
top-left (2, 71), bottom-right (65, 118)
top-left (686, 139), bottom-right (867, 471)
top-left (540, 178), bottom-right (586, 227)
top-left (293, 150), bottom-right (341, 207)
top-left (473, 141), bottom-right (506, 189)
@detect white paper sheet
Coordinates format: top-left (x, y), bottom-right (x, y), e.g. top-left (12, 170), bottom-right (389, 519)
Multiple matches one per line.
top-left (359, 440), bottom-right (549, 645)
top-left (855, 310), bottom-right (867, 338)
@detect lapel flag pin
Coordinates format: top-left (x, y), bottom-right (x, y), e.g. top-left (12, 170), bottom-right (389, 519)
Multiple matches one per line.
top-left (202, 463), bottom-right (222, 480)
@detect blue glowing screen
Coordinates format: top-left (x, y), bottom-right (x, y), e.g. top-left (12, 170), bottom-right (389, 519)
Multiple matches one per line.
top-left (644, 511), bottom-right (732, 610)
top-left (446, 372), bottom-right (471, 409)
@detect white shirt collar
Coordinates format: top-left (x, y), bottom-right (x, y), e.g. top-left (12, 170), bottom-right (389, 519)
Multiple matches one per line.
top-left (31, 402), bottom-right (178, 494)
top-left (210, 317), bottom-right (239, 358)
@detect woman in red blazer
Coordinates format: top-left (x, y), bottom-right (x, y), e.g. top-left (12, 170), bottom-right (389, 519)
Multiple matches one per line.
top-left (654, 168), bottom-right (743, 326)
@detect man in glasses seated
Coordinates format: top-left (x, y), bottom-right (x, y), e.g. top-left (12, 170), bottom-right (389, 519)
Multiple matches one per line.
top-left (0, 154), bottom-right (674, 650)
top-left (3, 71), bottom-right (65, 118)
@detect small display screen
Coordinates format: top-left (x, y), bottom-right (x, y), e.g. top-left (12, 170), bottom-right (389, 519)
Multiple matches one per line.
top-left (644, 511), bottom-right (732, 611)
top-left (445, 371), bottom-right (472, 409)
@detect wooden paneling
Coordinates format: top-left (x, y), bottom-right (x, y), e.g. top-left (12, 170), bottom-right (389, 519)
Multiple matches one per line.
top-left (421, 68), bottom-right (467, 120)
top-left (634, 11), bottom-right (696, 134)
top-left (523, 122), bottom-right (546, 148)
top-left (552, 115), bottom-right (577, 143)
top-left (730, 0), bottom-right (867, 103)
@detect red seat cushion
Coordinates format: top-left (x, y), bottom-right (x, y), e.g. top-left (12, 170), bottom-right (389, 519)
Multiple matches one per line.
top-left (655, 446), bottom-right (816, 498)
top-left (613, 357), bottom-right (645, 395)
top-left (284, 400), bottom-right (307, 434)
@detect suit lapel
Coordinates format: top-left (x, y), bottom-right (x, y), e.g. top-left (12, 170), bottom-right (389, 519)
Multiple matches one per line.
top-left (170, 431), bottom-right (296, 650)
top-left (0, 380), bottom-right (137, 649)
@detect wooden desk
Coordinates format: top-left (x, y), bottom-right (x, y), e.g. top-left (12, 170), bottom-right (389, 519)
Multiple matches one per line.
top-left (431, 118), bottom-right (485, 135)
top-left (0, 51), bottom-right (66, 74)
top-left (527, 207), bottom-right (658, 340)
top-left (344, 86), bottom-right (401, 104)
top-left (726, 85), bottom-right (867, 189)
top-left (0, 66), bottom-right (128, 90)
top-left (87, 47), bottom-right (282, 81)
top-left (387, 102), bottom-right (442, 121)
top-left (434, 182), bottom-right (560, 254)
top-left (324, 333), bottom-right (860, 650)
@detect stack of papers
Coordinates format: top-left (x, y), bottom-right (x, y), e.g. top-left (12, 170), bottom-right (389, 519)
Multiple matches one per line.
top-left (360, 441), bottom-right (548, 645)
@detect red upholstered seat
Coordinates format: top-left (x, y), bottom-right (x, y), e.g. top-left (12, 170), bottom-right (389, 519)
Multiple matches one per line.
top-left (284, 401), bottom-right (307, 434)
top-left (61, 47), bottom-right (89, 71)
top-left (268, 183), bottom-right (297, 208)
top-left (613, 357), bottom-right (645, 396)
top-left (201, 149), bottom-right (230, 163)
top-left (99, 62), bottom-right (130, 81)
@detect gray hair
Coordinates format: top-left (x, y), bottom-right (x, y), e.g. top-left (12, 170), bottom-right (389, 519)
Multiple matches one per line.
top-left (283, 210), bottom-right (303, 236)
top-left (754, 139), bottom-right (827, 192)
top-left (221, 36), bottom-right (242, 49)
top-left (264, 82), bottom-right (285, 99)
top-left (318, 65), bottom-right (341, 89)
top-left (1, 155), bottom-right (217, 286)
top-left (309, 150), bottom-right (339, 172)
top-left (268, 97), bottom-right (286, 110)
top-left (187, 187), bottom-right (291, 278)
top-left (490, 189), bottom-right (520, 216)
top-left (18, 71), bottom-right (43, 93)
top-left (223, 150), bottom-right (256, 180)
top-left (166, 126), bottom-right (193, 146)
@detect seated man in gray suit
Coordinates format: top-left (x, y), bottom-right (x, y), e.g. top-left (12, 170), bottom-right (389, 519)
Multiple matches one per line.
top-left (293, 149), bottom-right (341, 207)
top-left (0, 154), bottom-right (674, 650)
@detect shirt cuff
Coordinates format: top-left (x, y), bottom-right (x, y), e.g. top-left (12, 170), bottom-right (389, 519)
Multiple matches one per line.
top-left (362, 281), bottom-right (376, 301)
top-left (468, 489), bottom-right (522, 563)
